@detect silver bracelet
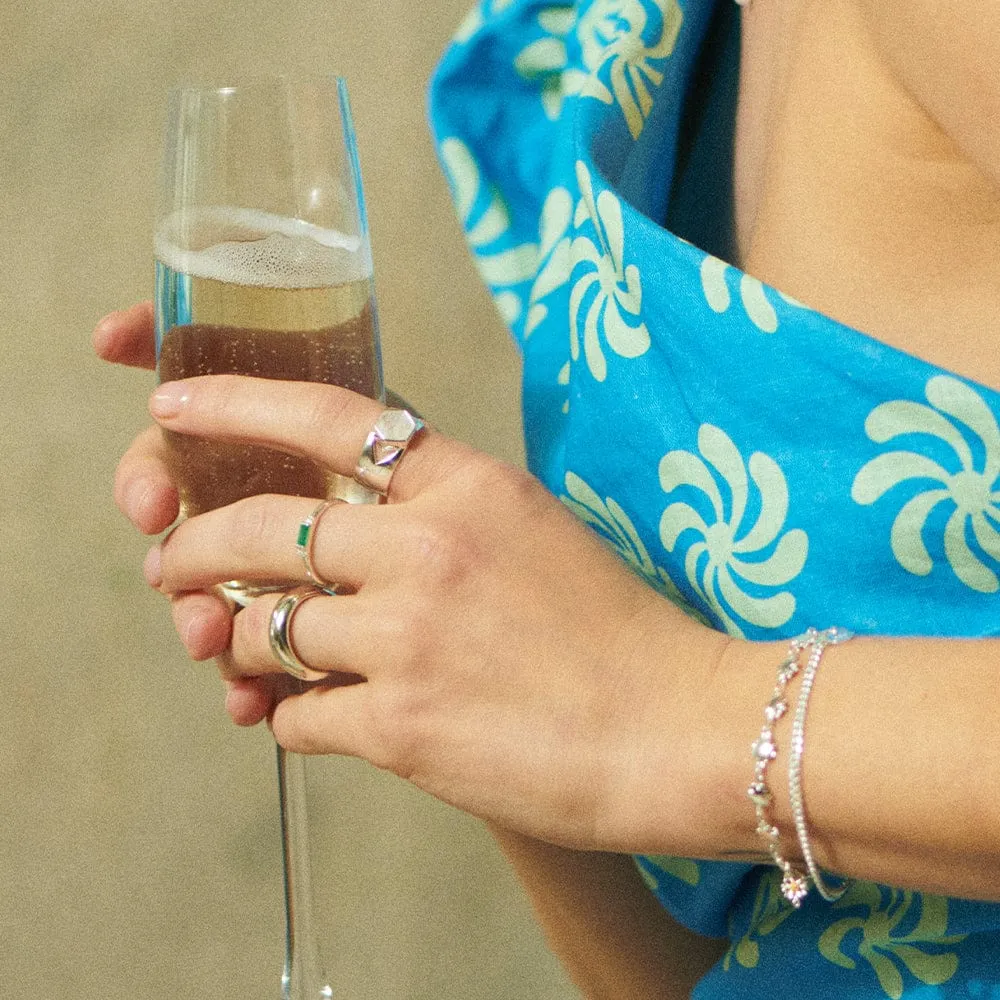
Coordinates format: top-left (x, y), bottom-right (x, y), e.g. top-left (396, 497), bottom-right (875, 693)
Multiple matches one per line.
top-left (748, 627), bottom-right (851, 907)
top-left (787, 626), bottom-right (853, 902)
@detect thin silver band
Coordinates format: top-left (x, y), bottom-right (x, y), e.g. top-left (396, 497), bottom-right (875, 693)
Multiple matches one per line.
top-left (788, 626), bottom-right (853, 902)
top-left (296, 499), bottom-right (342, 593)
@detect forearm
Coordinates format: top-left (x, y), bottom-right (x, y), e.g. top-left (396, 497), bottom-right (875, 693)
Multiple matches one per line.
top-left (489, 826), bottom-right (726, 1000)
top-left (623, 626), bottom-right (1000, 900)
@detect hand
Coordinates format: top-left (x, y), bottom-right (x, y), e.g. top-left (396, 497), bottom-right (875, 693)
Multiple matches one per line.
top-left (95, 303), bottom-right (726, 851)
top-left (94, 303), bottom-right (279, 720)
top-left (145, 373), bottom-right (729, 849)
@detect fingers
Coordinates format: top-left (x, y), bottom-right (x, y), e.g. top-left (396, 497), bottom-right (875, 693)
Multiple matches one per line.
top-left (170, 590), bottom-right (233, 661)
top-left (114, 425), bottom-right (179, 534)
top-left (225, 678), bottom-right (276, 727)
top-left (151, 494), bottom-right (391, 594)
top-left (229, 589), bottom-right (388, 679)
top-left (270, 682), bottom-right (371, 757)
top-left (93, 301), bottom-right (156, 369)
top-left (148, 375), bottom-right (463, 502)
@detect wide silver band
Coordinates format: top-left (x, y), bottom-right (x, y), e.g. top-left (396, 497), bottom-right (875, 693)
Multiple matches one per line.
top-left (268, 586), bottom-right (328, 681)
top-left (353, 409), bottom-right (425, 498)
top-left (296, 499), bottom-right (342, 593)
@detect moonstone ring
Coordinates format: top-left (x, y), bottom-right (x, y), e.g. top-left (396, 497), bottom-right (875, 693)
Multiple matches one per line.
top-left (353, 409), bottom-right (425, 497)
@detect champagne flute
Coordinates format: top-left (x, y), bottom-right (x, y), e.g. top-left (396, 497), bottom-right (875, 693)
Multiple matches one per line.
top-left (154, 76), bottom-right (384, 999)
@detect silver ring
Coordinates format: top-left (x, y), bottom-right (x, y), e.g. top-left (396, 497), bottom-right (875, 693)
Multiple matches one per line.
top-left (296, 499), bottom-right (343, 593)
top-left (268, 586), bottom-right (329, 681)
top-left (353, 409), bottom-right (425, 498)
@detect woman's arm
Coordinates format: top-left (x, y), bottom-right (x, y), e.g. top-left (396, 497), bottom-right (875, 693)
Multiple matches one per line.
top-left (489, 829), bottom-right (726, 1000)
top-left (696, 633), bottom-right (1000, 901)
top-left (135, 372), bottom-right (1000, 900)
top-left (96, 307), bottom-right (1000, 903)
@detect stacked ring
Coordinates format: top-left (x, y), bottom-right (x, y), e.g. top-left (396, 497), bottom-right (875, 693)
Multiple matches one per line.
top-left (354, 408), bottom-right (425, 498)
top-left (268, 586), bottom-right (328, 681)
top-left (296, 499), bottom-right (342, 592)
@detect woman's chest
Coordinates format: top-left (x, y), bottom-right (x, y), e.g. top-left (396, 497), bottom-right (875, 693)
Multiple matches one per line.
top-left (732, 2), bottom-right (1000, 395)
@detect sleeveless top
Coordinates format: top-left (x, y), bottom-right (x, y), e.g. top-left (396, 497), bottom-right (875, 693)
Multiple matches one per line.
top-left (428, 1), bottom-right (1000, 995)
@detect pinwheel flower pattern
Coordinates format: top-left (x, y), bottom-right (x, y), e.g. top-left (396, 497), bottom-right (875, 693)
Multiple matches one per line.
top-left (569, 161), bottom-right (650, 382)
top-left (723, 868), bottom-right (794, 972)
top-left (438, 137), bottom-right (537, 325)
top-left (561, 471), bottom-right (708, 621)
top-left (574, 0), bottom-right (683, 138)
top-left (700, 255), bottom-right (780, 333)
top-left (818, 883), bottom-right (965, 999)
top-left (658, 425), bottom-right (808, 637)
top-left (851, 374), bottom-right (1000, 593)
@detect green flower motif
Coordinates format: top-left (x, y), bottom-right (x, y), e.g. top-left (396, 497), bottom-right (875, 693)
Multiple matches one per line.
top-left (723, 869), bottom-right (794, 972)
top-left (818, 883), bottom-right (966, 999)
top-left (658, 425), bottom-right (808, 637)
top-left (637, 854), bottom-right (701, 891)
top-left (438, 137), bottom-right (538, 325)
top-left (569, 161), bottom-right (650, 382)
top-left (851, 375), bottom-right (1000, 593)
top-left (573, 0), bottom-right (683, 139)
top-left (561, 471), bottom-right (708, 622)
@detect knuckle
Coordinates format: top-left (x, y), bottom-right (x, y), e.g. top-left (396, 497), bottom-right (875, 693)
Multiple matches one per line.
top-left (408, 518), bottom-right (477, 591)
top-left (226, 496), bottom-right (277, 562)
top-left (304, 384), bottom-right (355, 438)
top-left (365, 683), bottom-right (429, 775)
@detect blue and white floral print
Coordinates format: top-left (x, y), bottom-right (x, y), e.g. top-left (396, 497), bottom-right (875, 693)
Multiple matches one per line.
top-left (430, 0), bottom-right (1000, 994)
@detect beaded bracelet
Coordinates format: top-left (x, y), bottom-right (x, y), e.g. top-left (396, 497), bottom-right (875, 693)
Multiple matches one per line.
top-left (748, 627), bottom-right (852, 907)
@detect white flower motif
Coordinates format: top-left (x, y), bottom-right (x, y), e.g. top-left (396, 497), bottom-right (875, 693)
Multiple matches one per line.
top-left (700, 255), bottom-right (785, 333)
top-left (525, 187), bottom-right (574, 337)
top-left (851, 375), bottom-right (1000, 593)
top-left (438, 137), bottom-right (538, 324)
top-left (453, 0), bottom-right (518, 43)
top-left (561, 471), bottom-right (709, 622)
top-left (513, 8), bottom-right (579, 120)
top-left (658, 426), bottom-right (808, 637)
top-left (573, 0), bottom-right (683, 139)
top-left (569, 161), bottom-right (650, 381)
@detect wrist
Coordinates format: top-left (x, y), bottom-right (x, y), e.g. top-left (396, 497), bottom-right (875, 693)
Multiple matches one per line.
top-left (595, 606), bottom-right (775, 857)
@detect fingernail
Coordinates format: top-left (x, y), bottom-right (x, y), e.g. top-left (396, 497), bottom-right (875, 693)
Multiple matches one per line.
top-left (143, 545), bottom-right (163, 588)
top-left (150, 382), bottom-right (190, 418)
top-left (92, 316), bottom-right (114, 355)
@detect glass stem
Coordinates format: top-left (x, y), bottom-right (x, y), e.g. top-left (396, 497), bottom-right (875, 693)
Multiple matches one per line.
top-left (276, 742), bottom-right (333, 1000)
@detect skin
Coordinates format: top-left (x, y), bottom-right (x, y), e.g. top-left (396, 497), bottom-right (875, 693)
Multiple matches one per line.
top-left (94, 1), bottom-right (1000, 994)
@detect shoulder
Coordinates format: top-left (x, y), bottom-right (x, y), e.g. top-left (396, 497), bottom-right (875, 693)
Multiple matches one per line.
top-left (854, 0), bottom-right (1000, 185)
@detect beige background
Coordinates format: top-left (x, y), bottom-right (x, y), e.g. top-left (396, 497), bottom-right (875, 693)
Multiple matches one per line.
top-left (1, 1), bottom-right (579, 997)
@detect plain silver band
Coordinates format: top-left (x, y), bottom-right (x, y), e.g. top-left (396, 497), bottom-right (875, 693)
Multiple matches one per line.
top-left (353, 409), bottom-right (425, 497)
top-left (268, 586), bottom-right (328, 681)
top-left (297, 499), bottom-right (342, 593)
top-left (788, 628), bottom-right (852, 902)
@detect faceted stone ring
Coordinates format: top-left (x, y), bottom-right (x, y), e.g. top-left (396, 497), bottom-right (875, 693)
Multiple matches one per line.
top-left (353, 409), bottom-right (426, 498)
top-left (296, 499), bottom-right (344, 593)
top-left (268, 586), bottom-right (330, 681)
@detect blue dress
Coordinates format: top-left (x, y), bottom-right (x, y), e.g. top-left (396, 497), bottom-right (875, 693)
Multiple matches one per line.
top-left (428, 1), bottom-right (1000, 995)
